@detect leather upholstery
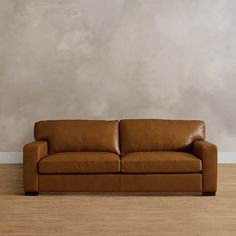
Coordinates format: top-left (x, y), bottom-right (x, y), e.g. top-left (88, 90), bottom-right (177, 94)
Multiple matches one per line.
top-left (121, 174), bottom-right (202, 192)
top-left (39, 152), bottom-right (120, 174)
top-left (120, 119), bottom-right (205, 154)
top-left (38, 174), bottom-right (202, 192)
top-left (39, 175), bottom-right (121, 192)
top-left (121, 151), bottom-right (202, 173)
top-left (23, 141), bottom-right (48, 192)
top-left (22, 119), bottom-right (217, 194)
top-left (35, 120), bottom-right (120, 154)
top-left (193, 141), bottom-right (217, 192)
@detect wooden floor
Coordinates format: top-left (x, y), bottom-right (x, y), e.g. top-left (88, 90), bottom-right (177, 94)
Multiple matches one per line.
top-left (0, 164), bottom-right (235, 236)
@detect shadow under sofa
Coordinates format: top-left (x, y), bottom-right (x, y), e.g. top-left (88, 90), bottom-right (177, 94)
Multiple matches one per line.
top-left (23, 119), bottom-right (217, 196)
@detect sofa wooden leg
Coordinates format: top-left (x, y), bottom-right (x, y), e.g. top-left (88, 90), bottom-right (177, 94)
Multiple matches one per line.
top-left (202, 192), bottom-right (216, 196)
top-left (25, 192), bottom-right (39, 196)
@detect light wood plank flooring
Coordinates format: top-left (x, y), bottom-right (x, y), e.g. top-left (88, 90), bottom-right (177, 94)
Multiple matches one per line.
top-left (0, 164), bottom-right (235, 236)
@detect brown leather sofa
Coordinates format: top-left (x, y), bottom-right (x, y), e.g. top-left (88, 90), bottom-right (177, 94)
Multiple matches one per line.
top-left (23, 119), bottom-right (217, 196)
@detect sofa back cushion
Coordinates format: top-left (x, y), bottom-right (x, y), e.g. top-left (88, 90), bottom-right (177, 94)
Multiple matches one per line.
top-left (35, 120), bottom-right (120, 154)
top-left (120, 119), bottom-right (205, 154)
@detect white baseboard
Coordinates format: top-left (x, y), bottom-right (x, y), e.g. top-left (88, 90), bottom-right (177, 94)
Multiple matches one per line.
top-left (0, 152), bottom-right (235, 164)
top-left (218, 152), bottom-right (236, 163)
top-left (0, 152), bottom-right (23, 163)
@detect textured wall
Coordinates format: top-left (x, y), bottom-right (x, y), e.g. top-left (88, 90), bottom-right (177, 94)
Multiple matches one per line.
top-left (0, 0), bottom-right (236, 152)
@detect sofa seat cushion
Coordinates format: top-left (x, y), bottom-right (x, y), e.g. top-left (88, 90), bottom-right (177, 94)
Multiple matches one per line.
top-left (121, 152), bottom-right (202, 173)
top-left (39, 152), bottom-right (120, 174)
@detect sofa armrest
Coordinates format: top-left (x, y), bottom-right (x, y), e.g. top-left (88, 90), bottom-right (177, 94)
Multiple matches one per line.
top-left (23, 141), bottom-right (48, 193)
top-left (193, 141), bottom-right (217, 192)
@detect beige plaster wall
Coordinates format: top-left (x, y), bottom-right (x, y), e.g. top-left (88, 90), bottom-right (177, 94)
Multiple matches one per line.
top-left (0, 0), bottom-right (236, 151)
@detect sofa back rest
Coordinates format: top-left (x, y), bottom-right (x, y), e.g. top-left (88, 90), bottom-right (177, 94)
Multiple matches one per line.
top-left (35, 120), bottom-right (120, 154)
top-left (120, 119), bottom-right (205, 153)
